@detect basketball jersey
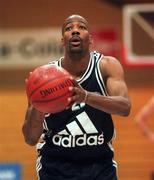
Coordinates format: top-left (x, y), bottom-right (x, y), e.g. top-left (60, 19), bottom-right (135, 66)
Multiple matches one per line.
top-left (37, 51), bottom-right (115, 161)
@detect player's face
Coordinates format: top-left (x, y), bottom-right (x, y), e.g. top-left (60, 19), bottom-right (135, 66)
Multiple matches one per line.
top-left (61, 16), bottom-right (92, 54)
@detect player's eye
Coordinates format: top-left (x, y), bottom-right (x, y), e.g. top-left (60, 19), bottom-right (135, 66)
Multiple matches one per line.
top-left (65, 26), bottom-right (72, 31)
top-left (79, 26), bottom-right (87, 30)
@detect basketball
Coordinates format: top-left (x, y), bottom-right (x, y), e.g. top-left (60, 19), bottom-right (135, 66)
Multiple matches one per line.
top-left (26, 64), bottom-right (74, 113)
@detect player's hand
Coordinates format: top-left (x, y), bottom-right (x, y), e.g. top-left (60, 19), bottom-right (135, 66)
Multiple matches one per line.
top-left (68, 80), bottom-right (88, 105)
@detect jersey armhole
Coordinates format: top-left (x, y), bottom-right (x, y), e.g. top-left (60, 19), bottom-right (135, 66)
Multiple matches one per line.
top-left (95, 56), bottom-right (108, 96)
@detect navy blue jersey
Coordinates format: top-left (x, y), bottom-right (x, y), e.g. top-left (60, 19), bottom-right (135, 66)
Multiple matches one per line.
top-left (37, 51), bottom-right (115, 162)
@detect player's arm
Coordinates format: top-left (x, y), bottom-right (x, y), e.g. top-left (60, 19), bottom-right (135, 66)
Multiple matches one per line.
top-left (86, 56), bottom-right (131, 116)
top-left (135, 97), bottom-right (154, 139)
top-left (69, 56), bottom-right (131, 116)
top-left (22, 102), bottom-right (45, 146)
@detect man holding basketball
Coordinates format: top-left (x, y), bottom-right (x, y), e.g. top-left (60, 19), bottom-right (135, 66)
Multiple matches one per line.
top-left (22, 14), bottom-right (131, 180)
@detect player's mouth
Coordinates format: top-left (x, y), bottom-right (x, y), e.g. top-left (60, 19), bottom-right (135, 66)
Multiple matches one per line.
top-left (69, 36), bottom-right (82, 46)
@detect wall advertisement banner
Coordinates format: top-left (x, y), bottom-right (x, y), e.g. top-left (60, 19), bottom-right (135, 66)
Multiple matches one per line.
top-left (0, 28), bottom-right (63, 69)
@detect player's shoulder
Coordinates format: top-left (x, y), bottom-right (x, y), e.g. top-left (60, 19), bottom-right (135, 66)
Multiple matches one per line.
top-left (100, 55), bottom-right (124, 75)
top-left (92, 51), bottom-right (119, 64)
top-left (101, 55), bottom-right (120, 64)
top-left (91, 51), bottom-right (123, 70)
top-left (100, 55), bottom-right (122, 69)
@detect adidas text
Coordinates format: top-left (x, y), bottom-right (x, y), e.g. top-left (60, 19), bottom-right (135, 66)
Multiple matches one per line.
top-left (52, 133), bottom-right (104, 147)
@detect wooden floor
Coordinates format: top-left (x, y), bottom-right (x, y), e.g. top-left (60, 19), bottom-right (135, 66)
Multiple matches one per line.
top-left (114, 87), bottom-right (154, 180)
top-left (0, 87), bottom-right (154, 180)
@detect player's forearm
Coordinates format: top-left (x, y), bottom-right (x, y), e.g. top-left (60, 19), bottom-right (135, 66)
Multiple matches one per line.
top-left (22, 106), bottom-right (44, 146)
top-left (86, 92), bottom-right (131, 116)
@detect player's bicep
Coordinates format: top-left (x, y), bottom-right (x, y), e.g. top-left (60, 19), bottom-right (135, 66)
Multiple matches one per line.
top-left (106, 77), bottom-right (129, 98)
top-left (101, 57), bottom-right (129, 98)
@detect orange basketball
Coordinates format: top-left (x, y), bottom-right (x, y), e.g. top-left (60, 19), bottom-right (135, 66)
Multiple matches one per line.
top-left (26, 64), bottom-right (74, 113)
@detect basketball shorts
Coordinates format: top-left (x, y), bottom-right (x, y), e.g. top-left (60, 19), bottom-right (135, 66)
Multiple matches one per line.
top-left (36, 156), bottom-right (118, 180)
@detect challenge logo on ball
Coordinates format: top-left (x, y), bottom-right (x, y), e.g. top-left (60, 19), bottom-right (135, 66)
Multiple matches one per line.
top-left (26, 64), bottom-right (74, 113)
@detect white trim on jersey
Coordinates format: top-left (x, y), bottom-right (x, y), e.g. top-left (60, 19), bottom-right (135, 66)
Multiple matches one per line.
top-left (95, 55), bottom-right (108, 96)
top-left (36, 141), bottom-right (45, 150)
top-left (107, 127), bottom-right (116, 152)
top-left (112, 160), bottom-right (118, 168)
top-left (43, 120), bottom-right (49, 131)
top-left (36, 155), bottom-right (42, 180)
top-left (77, 53), bottom-right (94, 84)
top-left (107, 141), bottom-right (114, 152)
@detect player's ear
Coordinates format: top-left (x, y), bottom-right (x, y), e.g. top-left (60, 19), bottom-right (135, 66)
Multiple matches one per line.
top-left (89, 34), bottom-right (93, 45)
top-left (89, 34), bottom-right (94, 50)
top-left (61, 37), bottom-right (65, 46)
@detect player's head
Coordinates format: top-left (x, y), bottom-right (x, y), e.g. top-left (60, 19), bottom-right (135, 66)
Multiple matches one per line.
top-left (62, 15), bottom-right (89, 35)
top-left (61, 14), bottom-right (93, 54)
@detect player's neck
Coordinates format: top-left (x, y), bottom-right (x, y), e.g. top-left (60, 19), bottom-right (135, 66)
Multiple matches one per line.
top-left (61, 52), bottom-right (90, 78)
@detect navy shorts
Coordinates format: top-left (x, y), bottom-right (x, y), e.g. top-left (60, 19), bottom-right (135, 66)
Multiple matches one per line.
top-left (36, 156), bottom-right (118, 180)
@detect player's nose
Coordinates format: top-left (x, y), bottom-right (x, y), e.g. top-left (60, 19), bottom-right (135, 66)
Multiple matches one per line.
top-left (72, 29), bottom-right (80, 36)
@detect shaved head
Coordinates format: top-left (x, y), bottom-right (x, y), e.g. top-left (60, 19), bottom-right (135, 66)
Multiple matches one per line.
top-left (62, 14), bottom-right (89, 34)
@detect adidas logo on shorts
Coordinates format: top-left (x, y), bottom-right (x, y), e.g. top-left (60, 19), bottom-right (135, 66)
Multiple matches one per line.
top-left (52, 112), bottom-right (104, 147)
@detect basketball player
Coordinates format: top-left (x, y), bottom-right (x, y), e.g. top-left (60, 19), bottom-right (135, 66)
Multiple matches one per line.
top-left (22, 14), bottom-right (131, 180)
top-left (135, 96), bottom-right (154, 143)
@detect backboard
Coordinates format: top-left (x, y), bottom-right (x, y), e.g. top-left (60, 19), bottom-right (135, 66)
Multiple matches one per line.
top-left (122, 4), bottom-right (154, 67)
